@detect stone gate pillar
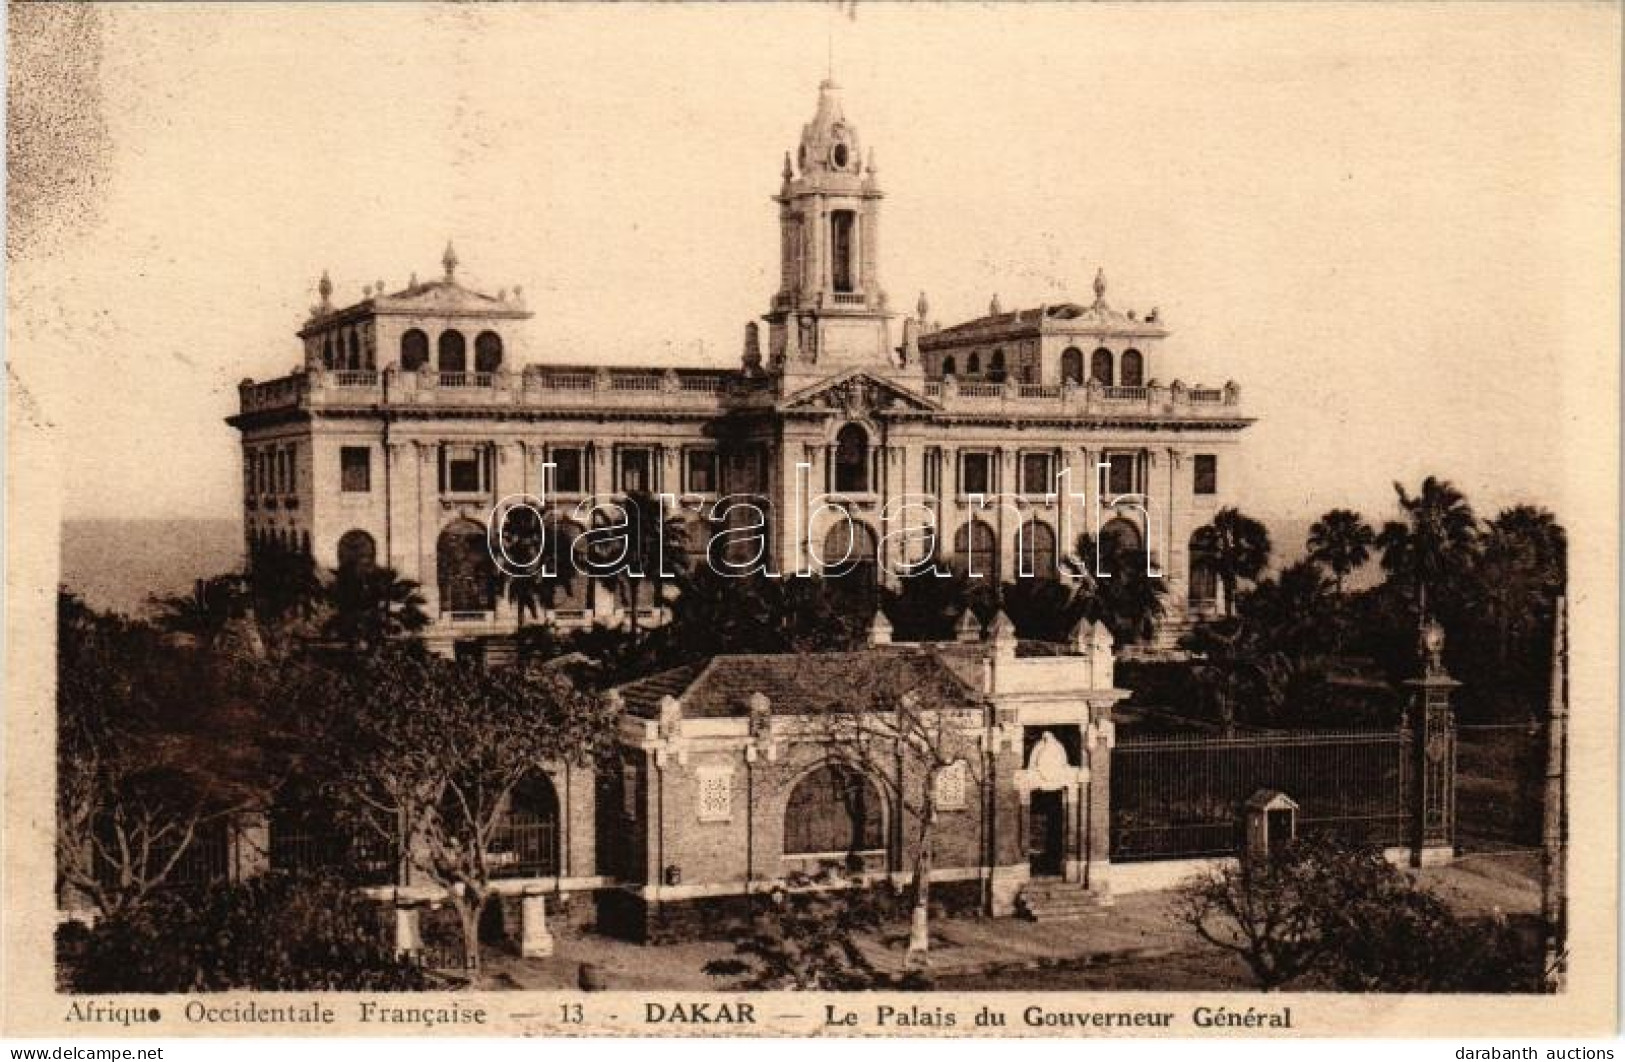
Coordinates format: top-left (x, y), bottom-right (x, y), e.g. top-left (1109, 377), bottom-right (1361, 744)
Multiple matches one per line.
top-left (1405, 620), bottom-right (1459, 867)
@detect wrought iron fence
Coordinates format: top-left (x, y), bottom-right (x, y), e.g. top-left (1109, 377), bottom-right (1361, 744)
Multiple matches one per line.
top-left (1110, 729), bottom-right (1411, 861)
top-left (269, 830), bottom-right (399, 886)
top-left (488, 817), bottom-right (559, 879)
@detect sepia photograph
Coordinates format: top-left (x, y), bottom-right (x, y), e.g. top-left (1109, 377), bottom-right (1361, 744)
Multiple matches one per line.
top-left (3, 0), bottom-right (1618, 1043)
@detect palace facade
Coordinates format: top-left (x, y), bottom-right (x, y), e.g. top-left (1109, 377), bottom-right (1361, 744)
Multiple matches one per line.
top-left (228, 78), bottom-right (1253, 658)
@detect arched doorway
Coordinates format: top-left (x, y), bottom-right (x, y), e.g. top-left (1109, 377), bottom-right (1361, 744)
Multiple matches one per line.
top-left (953, 519), bottom-right (998, 584)
top-left (821, 520), bottom-right (878, 586)
top-left (784, 763), bottom-right (884, 858)
top-left (436, 518), bottom-right (494, 613)
top-left (400, 328), bottom-right (429, 371)
top-left (1120, 348), bottom-right (1144, 387)
top-left (834, 424), bottom-right (869, 493)
top-left (474, 331), bottom-right (504, 373)
top-left (1060, 347), bottom-right (1084, 385)
top-left (438, 330), bottom-right (467, 373)
top-left (1090, 348), bottom-right (1114, 386)
top-left (1019, 519), bottom-right (1058, 580)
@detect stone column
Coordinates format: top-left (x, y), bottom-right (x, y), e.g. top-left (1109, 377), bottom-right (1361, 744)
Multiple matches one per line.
top-left (1405, 622), bottom-right (1459, 867)
top-left (393, 897), bottom-right (422, 958)
top-left (520, 887), bottom-right (555, 958)
top-left (1083, 708), bottom-right (1115, 902)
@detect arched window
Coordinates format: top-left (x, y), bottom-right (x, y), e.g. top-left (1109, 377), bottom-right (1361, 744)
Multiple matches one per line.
top-left (1188, 529), bottom-right (1218, 607)
top-left (1061, 347), bottom-right (1084, 385)
top-left (1090, 348), bottom-right (1114, 386)
top-left (821, 520), bottom-right (878, 586)
top-left (1020, 520), bottom-right (1058, 580)
top-left (400, 329), bottom-right (429, 371)
top-left (490, 772), bottom-right (560, 878)
top-left (474, 331), bottom-right (504, 373)
top-left (438, 330), bottom-right (467, 373)
top-left (345, 330), bottom-right (360, 370)
top-left (1120, 348), bottom-right (1144, 387)
top-left (336, 529), bottom-right (377, 574)
top-left (784, 763), bottom-right (884, 855)
top-left (436, 517), bottom-right (494, 612)
top-left (967, 352), bottom-right (982, 376)
top-left (989, 349), bottom-right (1007, 383)
top-left (942, 355), bottom-right (957, 377)
top-left (834, 423), bottom-right (869, 493)
top-left (953, 519), bottom-right (998, 584)
top-left (1098, 517), bottom-right (1144, 567)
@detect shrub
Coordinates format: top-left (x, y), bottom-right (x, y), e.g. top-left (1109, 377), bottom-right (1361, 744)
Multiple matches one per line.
top-left (65, 871), bottom-right (427, 992)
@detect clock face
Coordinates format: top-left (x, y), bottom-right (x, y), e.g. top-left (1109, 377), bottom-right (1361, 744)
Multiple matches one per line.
top-left (831, 142), bottom-right (850, 169)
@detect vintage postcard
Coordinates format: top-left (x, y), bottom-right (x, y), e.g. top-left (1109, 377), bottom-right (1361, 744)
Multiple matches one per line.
top-left (4, 1), bottom-right (1618, 1042)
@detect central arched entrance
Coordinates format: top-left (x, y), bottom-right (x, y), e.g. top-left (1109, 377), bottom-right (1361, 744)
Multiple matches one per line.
top-left (437, 517), bottom-right (495, 613)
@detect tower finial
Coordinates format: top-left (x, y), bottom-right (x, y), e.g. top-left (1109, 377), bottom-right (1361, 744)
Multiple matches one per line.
top-left (317, 270), bottom-right (333, 307)
top-left (917, 290), bottom-right (929, 323)
top-left (1093, 267), bottom-right (1107, 304)
top-left (782, 150), bottom-right (793, 182)
top-left (442, 241), bottom-right (458, 282)
top-left (990, 293), bottom-right (1002, 316)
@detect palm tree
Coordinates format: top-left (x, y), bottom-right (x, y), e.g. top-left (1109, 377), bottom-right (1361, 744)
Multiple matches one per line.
top-left (494, 504), bottom-right (576, 633)
top-left (1474, 506), bottom-right (1566, 663)
top-left (1067, 532), bottom-right (1166, 644)
top-left (601, 490), bottom-right (687, 642)
top-left (323, 565), bottom-right (429, 652)
top-left (1190, 507), bottom-right (1272, 616)
top-left (1306, 509), bottom-right (1375, 594)
top-left (1374, 476), bottom-right (1478, 622)
top-left (150, 573), bottom-right (247, 648)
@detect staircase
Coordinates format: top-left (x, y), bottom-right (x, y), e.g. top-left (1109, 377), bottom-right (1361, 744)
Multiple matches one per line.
top-left (1016, 880), bottom-right (1108, 922)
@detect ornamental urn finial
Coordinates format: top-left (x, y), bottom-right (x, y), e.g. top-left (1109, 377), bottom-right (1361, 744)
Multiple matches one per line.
top-left (1421, 618), bottom-right (1447, 678)
top-left (989, 293), bottom-right (1002, 316)
top-left (1093, 267), bottom-right (1107, 303)
top-left (442, 241), bottom-right (458, 281)
top-left (317, 270), bottom-right (333, 307)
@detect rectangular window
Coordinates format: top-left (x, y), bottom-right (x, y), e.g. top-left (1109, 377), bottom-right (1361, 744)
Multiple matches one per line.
top-left (685, 449), bottom-right (718, 494)
top-left (549, 447), bottom-right (584, 494)
top-left (831, 210), bottom-right (855, 293)
top-left (961, 452), bottom-right (992, 495)
top-left (442, 444), bottom-right (487, 494)
top-left (245, 453), bottom-right (257, 496)
top-left (340, 447), bottom-right (371, 493)
top-left (1194, 454), bottom-right (1218, 495)
top-left (1101, 452), bottom-right (1138, 497)
top-left (619, 448), bottom-right (652, 493)
top-left (1020, 452), bottom-right (1054, 495)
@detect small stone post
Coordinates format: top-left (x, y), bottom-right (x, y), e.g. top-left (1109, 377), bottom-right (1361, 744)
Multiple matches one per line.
top-left (393, 895), bottom-right (422, 959)
top-left (520, 886), bottom-right (555, 959)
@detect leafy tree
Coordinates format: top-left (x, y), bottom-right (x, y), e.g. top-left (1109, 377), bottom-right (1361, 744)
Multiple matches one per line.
top-left (805, 652), bottom-right (978, 972)
top-left (65, 871), bottom-right (428, 992)
top-left (1190, 508), bottom-right (1272, 616)
top-left (311, 651), bottom-right (616, 978)
top-left (1473, 506), bottom-right (1566, 664)
top-left (322, 564), bottom-right (429, 652)
top-left (703, 867), bottom-right (886, 990)
top-left (1307, 509), bottom-right (1375, 594)
top-left (57, 601), bottom-right (283, 918)
top-left (1178, 838), bottom-right (1537, 992)
top-left (1375, 476), bottom-right (1478, 623)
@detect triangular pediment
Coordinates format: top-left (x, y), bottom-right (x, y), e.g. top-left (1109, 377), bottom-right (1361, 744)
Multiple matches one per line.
top-left (374, 280), bottom-right (531, 318)
top-left (777, 370), bottom-right (939, 415)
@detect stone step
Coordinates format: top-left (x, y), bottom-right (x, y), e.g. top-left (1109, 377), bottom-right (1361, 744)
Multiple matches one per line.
top-left (1016, 882), bottom-right (1109, 922)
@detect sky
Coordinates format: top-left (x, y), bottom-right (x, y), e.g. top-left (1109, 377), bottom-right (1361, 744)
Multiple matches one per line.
top-left (9, 3), bottom-right (1619, 553)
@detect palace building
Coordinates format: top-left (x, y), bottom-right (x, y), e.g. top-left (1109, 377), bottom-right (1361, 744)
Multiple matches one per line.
top-left (228, 78), bottom-right (1253, 659)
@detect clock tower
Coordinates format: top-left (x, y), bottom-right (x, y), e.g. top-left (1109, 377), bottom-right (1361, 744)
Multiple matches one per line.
top-left (767, 79), bottom-right (896, 379)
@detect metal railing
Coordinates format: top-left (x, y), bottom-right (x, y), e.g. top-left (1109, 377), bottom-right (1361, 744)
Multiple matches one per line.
top-left (333, 370), bottom-right (378, 387)
top-left (1102, 385), bottom-right (1150, 401)
top-left (270, 830), bottom-right (398, 886)
top-left (1111, 728), bottom-right (1411, 861)
top-left (488, 818), bottom-right (559, 879)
